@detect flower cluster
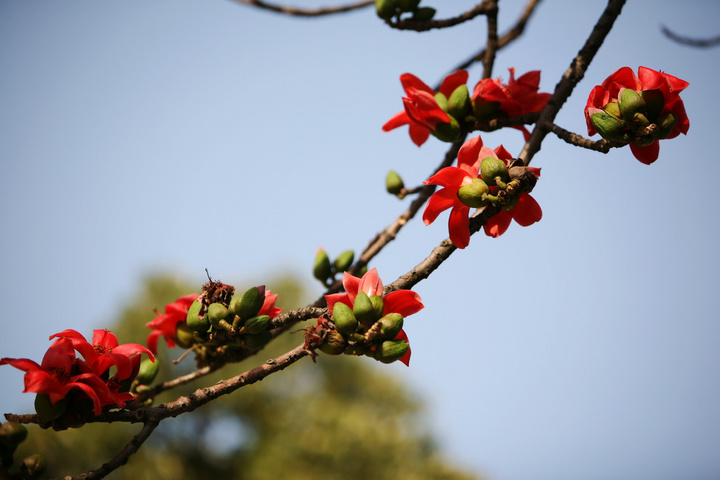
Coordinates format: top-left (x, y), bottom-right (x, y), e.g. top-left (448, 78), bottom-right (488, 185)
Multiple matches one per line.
top-left (1, 330), bottom-right (154, 420)
top-left (383, 68), bottom-right (550, 146)
top-left (311, 268), bottom-right (423, 366)
top-left (585, 66), bottom-right (689, 164)
top-left (146, 293), bottom-right (199, 354)
top-left (422, 135), bottom-right (542, 248)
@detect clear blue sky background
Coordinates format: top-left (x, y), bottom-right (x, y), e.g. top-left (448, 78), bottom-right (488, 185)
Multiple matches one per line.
top-left (2, 1), bottom-right (719, 479)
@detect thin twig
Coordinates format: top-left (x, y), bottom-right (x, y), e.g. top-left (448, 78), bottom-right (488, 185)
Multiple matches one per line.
top-left (231, 0), bottom-right (373, 16)
top-left (661, 25), bottom-right (720, 48)
top-left (387, 1), bottom-right (494, 32)
top-left (519, 0), bottom-right (626, 165)
top-left (547, 122), bottom-right (617, 152)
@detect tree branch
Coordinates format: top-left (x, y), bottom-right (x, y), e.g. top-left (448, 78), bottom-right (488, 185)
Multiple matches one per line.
top-left (661, 25), bottom-right (720, 48)
top-left (386, 1), bottom-right (495, 32)
top-left (231, 0), bottom-right (373, 16)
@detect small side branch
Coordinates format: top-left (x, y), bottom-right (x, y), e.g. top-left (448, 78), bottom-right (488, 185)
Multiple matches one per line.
top-left (387, 1), bottom-right (495, 31)
top-left (547, 122), bottom-right (616, 152)
top-left (661, 25), bottom-right (720, 48)
top-left (231, 0), bottom-right (373, 16)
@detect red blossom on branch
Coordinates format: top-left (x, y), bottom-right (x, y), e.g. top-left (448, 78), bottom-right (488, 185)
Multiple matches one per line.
top-left (584, 66), bottom-right (689, 164)
top-left (383, 70), bottom-right (469, 146)
top-left (145, 293), bottom-right (199, 354)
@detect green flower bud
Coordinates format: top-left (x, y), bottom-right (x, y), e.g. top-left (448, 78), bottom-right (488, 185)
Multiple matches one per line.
top-left (641, 89), bottom-right (665, 118)
top-left (186, 299), bottom-right (210, 332)
top-left (332, 302), bottom-right (358, 335)
top-left (618, 88), bottom-right (646, 122)
top-left (590, 112), bottom-right (629, 143)
top-left (20, 453), bottom-right (46, 479)
top-left (603, 101), bottom-right (621, 118)
top-left (229, 286), bottom-right (265, 320)
top-left (318, 330), bottom-right (347, 355)
top-left (412, 6), bottom-right (436, 21)
top-left (632, 112), bottom-right (650, 127)
top-left (434, 92), bottom-right (448, 111)
top-left (0, 422), bottom-right (28, 449)
top-left (396, 0), bottom-right (420, 12)
top-left (313, 248), bottom-right (332, 283)
top-left (370, 295), bottom-right (385, 320)
top-left (432, 115), bottom-right (460, 142)
top-left (375, 0), bottom-right (397, 19)
top-left (243, 330), bottom-right (272, 350)
top-left (480, 156), bottom-right (509, 186)
top-left (207, 303), bottom-right (229, 327)
top-left (134, 357), bottom-right (159, 386)
top-left (243, 315), bottom-right (271, 335)
top-left (377, 313), bottom-right (404, 340)
top-left (473, 99), bottom-right (500, 122)
top-left (353, 291), bottom-right (378, 328)
top-left (457, 178), bottom-right (490, 208)
top-left (333, 250), bottom-right (355, 273)
top-left (656, 112), bottom-right (677, 139)
top-left (174, 322), bottom-right (195, 349)
top-left (34, 394), bottom-right (67, 423)
top-left (447, 84), bottom-right (472, 120)
top-left (386, 170), bottom-right (405, 196)
top-left (374, 339), bottom-right (409, 364)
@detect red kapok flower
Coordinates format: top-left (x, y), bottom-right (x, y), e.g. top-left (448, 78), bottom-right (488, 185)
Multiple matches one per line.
top-left (324, 268), bottom-right (423, 366)
top-left (0, 338), bottom-right (113, 415)
top-left (584, 66), bottom-right (689, 165)
top-left (383, 70), bottom-right (469, 146)
top-left (472, 68), bottom-right (551, 140)
top-left (258, 288), bottom-right (283, 318)
top-left (145, 293), bottom-right (199, 354)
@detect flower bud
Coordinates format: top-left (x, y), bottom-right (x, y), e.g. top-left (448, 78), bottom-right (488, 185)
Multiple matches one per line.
top-left (447, 85), bottom-right (471, 120)
top-left (370, 295), bottom-right (385, 320)
top-left (377, 313), bottom-right (404, 340)
top-left (332, 302), bottom-right (358, 335)
top-left (457, 178), bottom-right (490, 208)
top-left (243, 330), bottom-right (272, 350)
top-left (618, 88), bottom-right (646, 122)
top-left (313, 248), bottom-right (332, 283)
top-left (412, 6), bottom-right (436, 21)
top-left (243, 315), bottom-right (271, 335)
top-left (174, 322), bottom-right (195, 349)
top-left (333, 250), bottom-right (355, 273)
top-left (656, 112), bottom-right (677, 139)
top-left (375, 0), bottom-right (397, 19)
top-left (134, 357), bottom-right (159, 386)
top-left (0, 422), bottom-right (27, 449)
top-left (480, 156), bottom-right (509, 186)
top-left (353, 291), bottom-right (378, 328)
top-left (641, 89), bottom-right (665, 118)
top-left (229, 286), bottom-right (265, 320)
top-left (20, 453), bottom-right (46, 479)
top-left (186, 299), bottom-right (210, 332)
top-left (396, 0), bottom-right (420, 12)
top-left (590, 112), bottom-right (629, 143)
top-left (386, 170), bottom-right (405, 196)
top-left (207, 303), bottom-right (229, 327)
top-left (603, 101), bottom-right (621, 118)
top-left (34, 393), bottom-right (67, 423)
top-left (434, 92), bottom-right (448, 111)
top-left (318, 330), bottom-right (347, 355)
top-left (431, 115), bottom-right (460, 142)
top-left (374, 339), bottom-right (409, 364)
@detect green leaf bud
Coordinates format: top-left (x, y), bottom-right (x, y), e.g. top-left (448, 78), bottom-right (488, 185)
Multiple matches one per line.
top-left (396, 0), bottom-right (420, 12)
top-left (230, 286), bottom-right (265, 320)
top-left (206, 303), bottom-right (229, 327)
top-left (618, 88), bottom-right (646, 122)
top-left (353, 291), bottom-right (378, 328)
top-left (332, 302), bottom-right (358, 335)
top-left (447, 84), bottom-right (472, 119)
top-left (480, 156), bottom-right (509, 186)
top-left (134, 357), bottom-right (159, 386)
top-left (0, 422), bottom-right (28, 449)
top-left (186, 299), bottom-right (210, 332)
top-left (333, 250), bottom-right (355, 273)
top-left (375, 0), bottom-right (397, 19)
top-left (457, 178), bottom-right (490, 208)
top-left (313, 248), bottom-right (332, 283)
top-left (641, 89), bottom-right (665, 118)
top-left (386, 170), bottom-right (405, 196)
top-left (431, 115), bottom-right (460, 142)
top-left (590, 112), bottom-right (629, 143)
top-left (243, 330), bottom-right (272, 350)
top-left (243, 315), bottom-right (271, 335)
top-left (412, 6), bottom-right (436, 21)
top-left (20, 453), bottom-right (46, 479)
top-left (377, 313), bottom-right (404, 340)
top-left (374, 339), bottom-right (409, 364)
top-left (318, 330), bottom-right (347, 355)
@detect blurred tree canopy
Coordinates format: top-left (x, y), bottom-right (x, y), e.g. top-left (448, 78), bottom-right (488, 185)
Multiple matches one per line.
top-left (14, 273), bottom-right (480, 480)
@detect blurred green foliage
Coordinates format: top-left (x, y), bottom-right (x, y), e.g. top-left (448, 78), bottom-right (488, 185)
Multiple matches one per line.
top-left (15, 273), bottom-right (480, 480)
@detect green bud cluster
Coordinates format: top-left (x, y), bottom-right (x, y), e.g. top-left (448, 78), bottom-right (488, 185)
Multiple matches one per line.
top-left (375, 0), bottom-right (435, 22)
top-left (455, 157), bottom-right (515, 209)
top-left (313, 248), bottom-right (365, 286)
top-left (1, 421), bottom-right (47, 479)
top-left (590, 87), bottom-right (676, 148)
top-left (318, 292), bottom-right (409, 365)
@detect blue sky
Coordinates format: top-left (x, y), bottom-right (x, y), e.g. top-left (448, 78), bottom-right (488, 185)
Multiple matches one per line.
top-left (2, 1), bottom-right (720, 479)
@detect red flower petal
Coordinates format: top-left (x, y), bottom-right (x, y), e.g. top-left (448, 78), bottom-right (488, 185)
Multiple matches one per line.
top-left (629, 140), bottom-right (660, 165)
top-left (383, 290), bottom-right (424, 317)
top-left (438, 70), bottom-right (469, 98)
top-left (484, 210), bottom-right (513, 237)
top-left (512, 193), bottom-right (543, 227)
top-left (400, 73), bottom-right (434, 96)
top-left (448, 204), bottom-right (471, 248)
top-left (423, 187), bottom-right (461, 226)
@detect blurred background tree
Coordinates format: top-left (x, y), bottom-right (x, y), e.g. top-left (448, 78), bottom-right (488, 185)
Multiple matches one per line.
top-left (13, 273), bottom-right (480, 480)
